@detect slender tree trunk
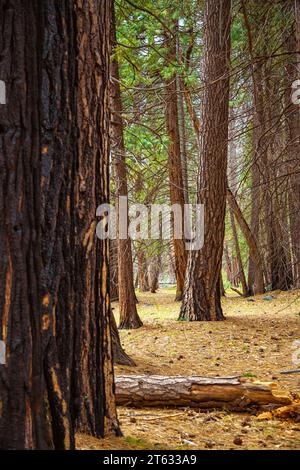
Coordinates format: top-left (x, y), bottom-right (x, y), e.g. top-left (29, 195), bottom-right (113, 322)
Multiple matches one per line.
top-left (227, 189), bottom-right (265, 294)
top-left (164, 26), bottom-right (188, 301)
top-left (220, 274), bottom-right (226, 297)
top-left (180, 0), bottom-right (231, 321)
top-left (227, 115), bottom-right (248, 296)
top-left (224, 244), bottom-right (234, 285)
top-left (248, 116), bottom-right (261, 295)
top-left (137, 250), bottom-right (150, 292)
top-left (230, 210), bottom-right (248, 296)
top-left (178, 76), bottom-right (189, 205)
top-left (262, 65), bottom-right (293, 291)
top-left (110, 5), bottom-right (142, 329)
top-left (149, 255), bottom-right (161, 293)
top-left (285, 5), bottom-right (300, 288)
top-left (110, 239), bottom-right (119, 301)
top-left (0, 0), bottom-right (120, 449)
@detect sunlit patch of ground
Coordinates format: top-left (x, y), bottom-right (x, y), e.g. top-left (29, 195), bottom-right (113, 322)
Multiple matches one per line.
top-left (78, 288), bottom-right (300, 450)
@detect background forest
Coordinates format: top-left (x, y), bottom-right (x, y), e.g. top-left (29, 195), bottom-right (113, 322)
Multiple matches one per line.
top-left (112, 0), bottom-right (300, 303)
top-left (0, 0), bottom-right (300, 453)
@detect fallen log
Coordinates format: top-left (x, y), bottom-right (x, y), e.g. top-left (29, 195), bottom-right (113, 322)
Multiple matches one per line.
top-left (115, 375), bottom-right (291, 410)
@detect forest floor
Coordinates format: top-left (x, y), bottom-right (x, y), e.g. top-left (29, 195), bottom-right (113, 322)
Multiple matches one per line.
top-left (77, 288), bottom-right (300, 450)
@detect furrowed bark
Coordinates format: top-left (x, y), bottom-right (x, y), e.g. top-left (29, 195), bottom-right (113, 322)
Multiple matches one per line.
top-left (0, 0), bottom-right (120, 449)
top-left (180, 0), bottom-right (231, 321)
top-left (71, 0), bottom-right (119, 436)
top-left (0, 1), bottom-right (55, 450)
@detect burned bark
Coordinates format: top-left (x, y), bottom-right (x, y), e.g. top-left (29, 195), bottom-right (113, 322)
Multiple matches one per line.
top-left (0, 0), bottom-right (119, 449)
top-left (0, 1), bottom-right (59, 450)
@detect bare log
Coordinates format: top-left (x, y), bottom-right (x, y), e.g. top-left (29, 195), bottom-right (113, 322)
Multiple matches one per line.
top-left (115, 375), bottom-right (291, 410)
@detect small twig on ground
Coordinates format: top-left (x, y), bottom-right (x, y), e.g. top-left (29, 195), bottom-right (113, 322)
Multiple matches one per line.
top-left (280, 369), bottom-right (300, 374)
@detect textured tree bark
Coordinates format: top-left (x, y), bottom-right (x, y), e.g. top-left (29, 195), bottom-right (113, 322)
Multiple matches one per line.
top-left (0, 1), bottom-right (58, 450)
top-left (110, 5), bottom-right (142, 329)
top-left (164, 25), bottom-right (188, 302)
top-left (70, 0), bottom-right (120, 436)
top-left (115, 376), bottom-right (291, 409)
top-left (179, 0), bottom-right (231, 321)
top-left (0, 0), bottom-right (120, 449)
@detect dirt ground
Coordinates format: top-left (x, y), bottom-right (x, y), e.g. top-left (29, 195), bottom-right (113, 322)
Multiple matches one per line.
top-left (77, 288), bottom-right (300, 450)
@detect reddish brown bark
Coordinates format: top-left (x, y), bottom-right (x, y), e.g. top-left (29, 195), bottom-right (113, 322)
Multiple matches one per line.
top-left (179, 0), bottom-right (231, 321)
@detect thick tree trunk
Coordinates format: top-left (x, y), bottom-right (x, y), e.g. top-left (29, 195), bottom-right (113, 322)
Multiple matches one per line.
top-left (0, 0), bottom-right (120, 449)
top-left (110, 7), bottom-right (142, 330)
top-left (115, 375), bottom-right (291, 409)
top-left (180, 0), bottom-right (231, 321)
top-left (164, 26), bottom-right (188, 302)
top-left (0, 1), bottom-right (58, 450)
top-left (70, 0), bottom-right (119, 437)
